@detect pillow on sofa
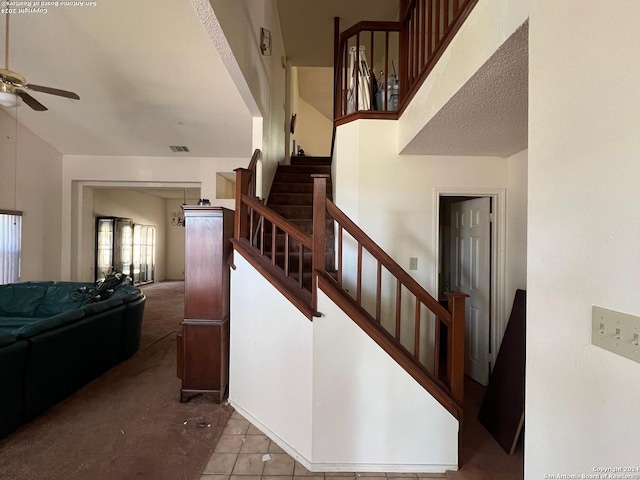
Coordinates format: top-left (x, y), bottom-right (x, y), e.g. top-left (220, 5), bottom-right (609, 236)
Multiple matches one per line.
top-left (0, 285), bottom-right (48, 317)
top-left (35, 284), bottom-right (92, 317)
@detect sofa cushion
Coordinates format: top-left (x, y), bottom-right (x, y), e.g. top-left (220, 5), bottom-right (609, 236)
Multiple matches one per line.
top-left (0, 285), bottom-right (48, 317)
top-left (0, 331), bottom-right (18, 348)
top-left (15, 309), bottom-right (86, 339)
top-left (81, 297), bottom-right (123, 315)
top-left (35, 284), bottom-right (91, 316)
top-left (0, 317), bottom-right (41, 328)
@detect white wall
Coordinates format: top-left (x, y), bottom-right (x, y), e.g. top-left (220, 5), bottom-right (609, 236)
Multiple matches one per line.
top-left (61, 154), bottom-right (245, 280)
top-left (230, 253), bottom-right (457, 471)
top-left (208, 0), bottom-right (287, 195)
top-left (527, 1), bottom-right (640, 477)
top-left (313, 290), bottom-right (458, 471)
top-left (230, 252), bottom-right (314, 461)
top-left (0, 109), bottom-right (63, 281)
top-left (92, 189), bottom-right (169, 282)
top-left (399, 0), bottom-right (530, 152)
top-left (335, 120), bottom-right (525, 350)
top-left (506, 149), bottom-right (527, 333)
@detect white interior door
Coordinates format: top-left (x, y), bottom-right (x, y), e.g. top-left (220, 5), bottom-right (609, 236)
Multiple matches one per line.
top-left (450, 198), bottom-right (491, 385)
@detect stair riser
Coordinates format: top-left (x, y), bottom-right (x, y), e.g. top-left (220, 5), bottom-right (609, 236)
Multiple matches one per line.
top-left (277, 165), bottom-right (332, 175)
top-left (268, 194), bottom-right (314, 206)
top-left (273, 173), bottom-right (332, 184)
top-left (290, 156), bottom-right (332, 166)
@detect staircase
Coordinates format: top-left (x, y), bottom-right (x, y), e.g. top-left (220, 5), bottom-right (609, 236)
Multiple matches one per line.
top-left (265, 156), bottom-right (335, 290)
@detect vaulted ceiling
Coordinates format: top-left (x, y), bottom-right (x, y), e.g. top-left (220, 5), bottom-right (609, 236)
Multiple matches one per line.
top-left (0, 0), bottom-right (253, 157)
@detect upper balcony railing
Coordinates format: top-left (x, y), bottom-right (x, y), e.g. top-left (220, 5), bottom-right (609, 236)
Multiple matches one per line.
top-left (334, 0), bottom-right (478, 125)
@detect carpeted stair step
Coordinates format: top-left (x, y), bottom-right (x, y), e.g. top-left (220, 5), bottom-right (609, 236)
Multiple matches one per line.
top-left (270, 182), bottom-right (315, 194)
top-left (291, 155), bottom-right (332, 166)
top-left (276, 165), bottom-right (331, 175)
top-left (268, 193), bottom-right (315, 206)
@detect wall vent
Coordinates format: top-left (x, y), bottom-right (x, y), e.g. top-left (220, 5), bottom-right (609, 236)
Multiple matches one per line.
top-left (170, 145), bottom-right (190, 152)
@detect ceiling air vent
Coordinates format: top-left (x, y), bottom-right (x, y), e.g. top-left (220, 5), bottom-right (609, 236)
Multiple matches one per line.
top-left (170, 145), bottom-right (190, 153)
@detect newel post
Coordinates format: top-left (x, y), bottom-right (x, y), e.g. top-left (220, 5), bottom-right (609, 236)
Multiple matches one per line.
top-left (311, 174), bottom-right (329, 309)
top-left (234, 168), bottom-right (250, 240)
top-left (446, 291), bottom-right (468, 407)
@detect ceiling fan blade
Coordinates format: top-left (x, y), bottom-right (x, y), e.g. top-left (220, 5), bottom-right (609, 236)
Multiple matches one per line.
top-left (25, 83), bottom-right (80, 100)
top-left (16, 90), bottom-right (48, 111)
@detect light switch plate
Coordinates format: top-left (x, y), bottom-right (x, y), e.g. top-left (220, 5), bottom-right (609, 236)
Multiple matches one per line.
top-left (409, 257), bottom-right (418, 270)
top-left (592, 306), bottom-right (640, 363)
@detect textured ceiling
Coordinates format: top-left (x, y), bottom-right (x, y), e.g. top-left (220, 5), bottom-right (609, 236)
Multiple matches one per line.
top-left (0, 0), bottom-right (253, 157)
top-left (401, 23), bottom-right (529, 157)
top-left (276, 0), bottom-right (399, 67)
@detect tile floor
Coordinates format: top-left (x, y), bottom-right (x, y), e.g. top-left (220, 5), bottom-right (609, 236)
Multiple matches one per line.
top-left (200, 411), bottom-right (446, 480)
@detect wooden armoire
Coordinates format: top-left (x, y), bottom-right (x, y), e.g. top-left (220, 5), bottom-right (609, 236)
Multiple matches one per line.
top-left (176, 206), bottom-right (233, 403)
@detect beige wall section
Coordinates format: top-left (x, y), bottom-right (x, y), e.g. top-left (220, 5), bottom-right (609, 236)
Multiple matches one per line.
top-left (0, 110), bottom-right (63, 281)
top-left (334, 119), bottom-right (526, 353)
top-left (208, 0), bottom-right (287, 196)
top-left (165, 197), bottom-right (200, 281)
top-left (61, 155), bottom-right (245, 280)
top-left (295, 98), bottom-right (332, 157)
top-left (527, 1), bottom-right (640, 475)
top-left (505, 148), bottom-right (527, 334)
top-left (92, 189), bottom-right (168, 282)
top-left (398, 0), bottom-right (529, 151)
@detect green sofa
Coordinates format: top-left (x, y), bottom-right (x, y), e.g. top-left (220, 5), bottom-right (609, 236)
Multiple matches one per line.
top-left (0, 281), bottom-right (145, 439)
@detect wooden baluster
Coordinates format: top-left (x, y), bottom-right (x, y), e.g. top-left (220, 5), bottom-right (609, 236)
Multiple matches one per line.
top-left (434, 317), bottom-right (441, 380)
top-left (420, 0), bottom-right (426, 69)
top-left (370, 30), bottom-right (374, 111)
top-left (249, 208), bottom-right (254, 246)
top-left (414, 300), bottom-right (421, 359)
top-left (453, 0), bottom-right (459, 14)
top-left (427, 0), bottom-right (433, 58)
top-left (299, 243), bottom-right (304, 288)
top-left (376, 261), bottom-right (382, 322)
top-left (395, 278), bottom-right (402, 340)
top-left (334, 17), bottom-right (340, 121)
top-left (443, 0), bottom-right (449, 31)
top-left (337, 224), bottom-right (343, 286)
top-left (446, 291), bottom-right (467, 407)
top-left (384, 31), bottom-right (389, 111)
top-left (271, 223), bottom-right (277, 265)
top-left (356, 243), bottom-right (363, 303)
top-left (284, 233), bottom-right (290, 276)
top-left (234, 168), bottom-right (250, 240)
top-left (260, 217), bottom-right (265, 256)
top-left (355, 32), bottom-right (360, 112)
top-left (312, 175), bottom-right (328, 308)
top-left (435, 0), bottom-right (441, 44)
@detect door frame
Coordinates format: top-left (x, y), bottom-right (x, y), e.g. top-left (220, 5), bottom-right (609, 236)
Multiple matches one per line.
top-left (433, 187), bottom-right (507, 372)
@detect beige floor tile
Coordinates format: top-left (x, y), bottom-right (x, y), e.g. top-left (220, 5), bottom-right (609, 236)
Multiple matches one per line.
top-left (232, 453), bottom-right (266, 475)
top-left (269, 441), bottom-right (287, 454)
top-left (387, 475), bottom-right (419, 480)
top-left (263, 453), bottom-right (296, 476)
top-left (417, 475), bottom-right (446, 479)
top-left (240, 434), bottom-right (270, 454)
top-left (294, 461), bottom-right (314, 476)
top-left (200, 475), bottom-right (230, 480)
top-left (230, 476), bottom-right (262, 480)
top-left (223, 419), bottom-right (251, 435)
top-left (214, 435), bottom-right (245, 453)
top-left (357, 477), bottom-right (388, 480)
top-left (294, 476), bottom-right (325, 480)
top-left (246, 424), bottom-right (265, 435)
top-left (265, 476), bottom-right (295, 480)
top-left (355, 474), bottom-right (386, 477)
top-left (230, 411), bottom-right (246, 420)
top-left (325, 474), bottom-right (356, 477)
top-left (202, 453), bottom-right (238, 475)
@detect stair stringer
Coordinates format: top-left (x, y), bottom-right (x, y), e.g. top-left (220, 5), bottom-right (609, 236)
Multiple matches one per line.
top-left (230, 252), bottom-right (459, 473)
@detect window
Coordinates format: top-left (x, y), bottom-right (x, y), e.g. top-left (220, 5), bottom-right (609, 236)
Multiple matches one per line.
top-left (132, 224), bottom-right (156, 285)
top-left (0, 210), bottom-right (22, 285)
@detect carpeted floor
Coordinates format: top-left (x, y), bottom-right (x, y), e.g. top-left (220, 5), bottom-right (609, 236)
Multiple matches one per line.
top-left (0, 281), bottom-right (232, 480)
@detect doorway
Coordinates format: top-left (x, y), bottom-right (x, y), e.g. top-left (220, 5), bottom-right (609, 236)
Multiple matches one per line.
top-left (435, 189), bottom-right (506, 387)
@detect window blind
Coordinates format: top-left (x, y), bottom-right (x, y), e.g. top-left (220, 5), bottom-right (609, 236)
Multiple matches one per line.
top-left (0, 211), bottom-right (22, 285)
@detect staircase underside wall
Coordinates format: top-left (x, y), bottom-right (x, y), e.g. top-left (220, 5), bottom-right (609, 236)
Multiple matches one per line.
top-left (230, 253), bottom-right (458, 471)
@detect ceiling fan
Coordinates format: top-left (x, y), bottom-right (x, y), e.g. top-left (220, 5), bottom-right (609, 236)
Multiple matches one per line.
top-left (0, 13), bottom-right (80, 111)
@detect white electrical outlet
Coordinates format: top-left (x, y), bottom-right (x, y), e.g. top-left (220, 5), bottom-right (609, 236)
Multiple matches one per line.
top-left (592, 306), bottom-right (640, 363)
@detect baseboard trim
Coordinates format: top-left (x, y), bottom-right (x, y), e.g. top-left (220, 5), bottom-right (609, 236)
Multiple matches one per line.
top-left (228, 401), bottom-right (457, 474)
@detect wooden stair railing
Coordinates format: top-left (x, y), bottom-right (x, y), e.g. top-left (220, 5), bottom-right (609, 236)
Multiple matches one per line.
top-left (232, 170), bottom-right (466, 420)
top-left (247, 149), bottom-right (261, 200)
top-left (334, 0), bottom-right (479, 125)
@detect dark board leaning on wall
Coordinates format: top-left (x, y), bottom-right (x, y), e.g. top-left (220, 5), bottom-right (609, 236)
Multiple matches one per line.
top-left (478, 289), bottom-right (526, 454)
